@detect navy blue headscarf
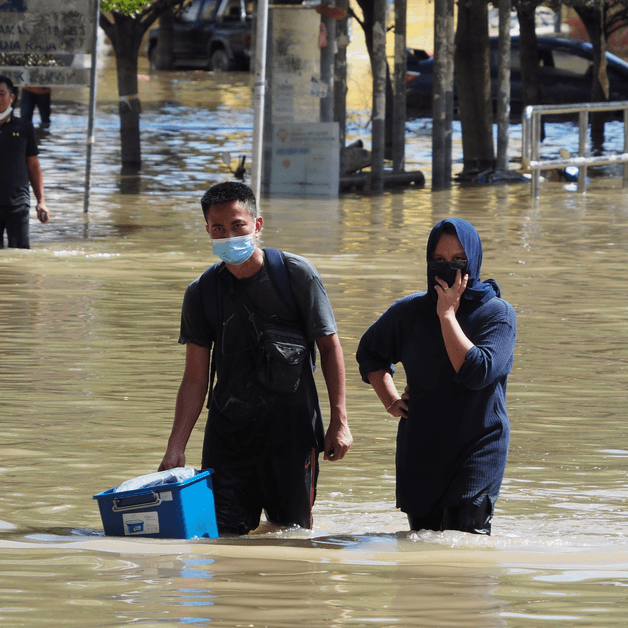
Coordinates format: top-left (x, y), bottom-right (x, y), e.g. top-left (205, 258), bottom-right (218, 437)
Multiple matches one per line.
top-left (426, 218), bottom-right (500, 306)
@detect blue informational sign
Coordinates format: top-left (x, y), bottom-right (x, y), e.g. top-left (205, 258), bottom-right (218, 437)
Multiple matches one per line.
top-left (271, 123), bottom-right (340, 198)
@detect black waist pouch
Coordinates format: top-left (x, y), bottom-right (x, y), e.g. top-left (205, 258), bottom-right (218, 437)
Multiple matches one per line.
top-left (256, 323), bottom-right (308, 394)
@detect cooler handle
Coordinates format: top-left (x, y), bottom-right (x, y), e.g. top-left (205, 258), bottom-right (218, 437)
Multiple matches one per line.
top-left (112, 491), bottom-right (162, 512)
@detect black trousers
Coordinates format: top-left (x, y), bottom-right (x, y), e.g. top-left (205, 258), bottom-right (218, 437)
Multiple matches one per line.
top-left (407, 495), bottom-right (494, 535)
top-left (208, 447), bottom-right (318, 536)
top-left (20, 89), bottom-right (51, 126)
top-left (0, 204), bottom-right (29, 249)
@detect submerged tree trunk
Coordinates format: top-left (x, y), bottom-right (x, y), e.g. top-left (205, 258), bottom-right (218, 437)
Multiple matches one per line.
top-left (392, 0), bottom-right (407, 173)
top-left (371, 0), bottom-right (387, 191)
top-left (431, 0), bottom-right (455, 188)
top-left (576, 5), bottom-right (610, 147)
top-left (100, 13), bottom-right (145, 168)
top-left (98, 2), bottom-right (185, 173)
top-left (155, 9), bottom-right (175, 70)
top-left (496, 0), bottom-right (510, 171)
top-left (455, 1), bottom-right (494, 173)
top-left (516, 3), bottom-right (542, 111)
top-left (516, 2), bottom-right (545, 141)
top-left (353, 0), bottom-right (395, 157)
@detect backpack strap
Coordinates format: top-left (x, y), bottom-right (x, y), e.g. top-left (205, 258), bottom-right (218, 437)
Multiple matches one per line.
top-left (263, 248), bottom-right (316, 369)
top-left (263, 248), bottom-right (297, 314)
top-left (198, 263), bottom-right (222, 394)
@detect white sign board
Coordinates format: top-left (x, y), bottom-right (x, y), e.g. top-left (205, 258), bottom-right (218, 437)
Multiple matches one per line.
top-left (0, 65), bottom-right (90, 86)
top-left (0, 0), bottom-right (94, 54)
top-left (270, 7), bottom-right (322, 124)
top-left (271, 123), bottom-right (339, 198)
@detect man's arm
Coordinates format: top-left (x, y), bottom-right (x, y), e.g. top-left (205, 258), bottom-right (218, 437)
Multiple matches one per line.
top-left (27, 155), bottom-right (49, 222)
top-left (316, 332), bottom-right (352, 461)
top-left (159, 342), bottom-right (210, 471)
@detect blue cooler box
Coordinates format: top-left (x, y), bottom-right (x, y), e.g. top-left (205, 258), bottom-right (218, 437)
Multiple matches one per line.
top-left (93, 469), bottom-right (218, 539)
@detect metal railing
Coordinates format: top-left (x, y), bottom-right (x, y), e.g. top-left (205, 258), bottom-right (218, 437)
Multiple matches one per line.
top-left (521, 100), bottom-right (628, 197)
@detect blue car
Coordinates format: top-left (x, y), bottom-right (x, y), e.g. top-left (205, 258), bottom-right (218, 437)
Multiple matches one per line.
top-left (406, 36), bottom-right (628, 118)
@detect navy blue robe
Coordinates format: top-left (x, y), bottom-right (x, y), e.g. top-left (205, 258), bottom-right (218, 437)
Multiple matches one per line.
top-left (356, 218), bottom-right (517, 516)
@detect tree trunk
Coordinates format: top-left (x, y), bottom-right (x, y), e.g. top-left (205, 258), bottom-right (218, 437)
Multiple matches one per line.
top-left (576, 6), bottom-right (610, 147)
top-left (516, 2), bottom-right (545, 141)
top-left (495, 0), bottom-right (510, 172)
top-left (117, 53), bottom-right (142, 168)
top-left (354, 0), bottom-right (394, 157)
top-left (455, 1), bottom-right (494, 173)
top-left (392, 0), bottom-right (407, 173)
top-left (100, 12), bottom-right (144, 168)
top-left (516, 4), bottom-right (542, 111)
top-left (431, 0), bottom-right (455, 189)
top-left (371, 0), bottom-right (387, 192)
top-left (98, 2), bottom-right (187, 173)
top-left (155, 9), bottom-right (175, 70)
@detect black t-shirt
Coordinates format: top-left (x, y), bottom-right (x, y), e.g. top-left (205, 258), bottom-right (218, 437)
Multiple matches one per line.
top-left (179, 250), bottom-right (337, 466)
top-left (0, 115), bottom-right (38, 206)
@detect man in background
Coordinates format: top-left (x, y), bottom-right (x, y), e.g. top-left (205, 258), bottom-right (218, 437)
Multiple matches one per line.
top-left (20, 85), bottom-right (52, 128)
top-left (0, 76), bottom-right (49, 248)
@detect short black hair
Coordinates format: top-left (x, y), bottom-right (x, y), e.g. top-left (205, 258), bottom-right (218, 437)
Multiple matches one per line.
top-left (200, 181), bottom-right (257, 221)
top-left (0, 75), bottom-right (15, 93)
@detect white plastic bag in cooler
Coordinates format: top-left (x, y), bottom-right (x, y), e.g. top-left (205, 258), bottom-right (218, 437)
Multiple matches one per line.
top-left (113, 467), bottom-right (198, 493)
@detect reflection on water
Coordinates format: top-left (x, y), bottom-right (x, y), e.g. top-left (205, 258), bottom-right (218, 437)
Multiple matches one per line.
top-left (3, 67), bottom-right (628, 626)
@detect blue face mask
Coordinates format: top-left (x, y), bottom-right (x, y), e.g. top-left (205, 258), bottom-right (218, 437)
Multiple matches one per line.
top-left (212, 233), bottom-right (256, 265)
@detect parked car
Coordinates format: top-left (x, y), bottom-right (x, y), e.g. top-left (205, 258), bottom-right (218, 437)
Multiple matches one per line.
top-left (406, 36), bottom-right (628, 118)
top-left (147, 0), bottom-right (252, 71)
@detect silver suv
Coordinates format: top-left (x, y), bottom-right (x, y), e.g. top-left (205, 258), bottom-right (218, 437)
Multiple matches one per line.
top-left (148, 0), bottom-right (252, 71)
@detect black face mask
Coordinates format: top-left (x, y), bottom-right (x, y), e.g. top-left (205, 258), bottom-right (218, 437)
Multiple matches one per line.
top-left (431, 266), bottom-right (459, 288)
top-left (428, 259), bottom-right (467, 288)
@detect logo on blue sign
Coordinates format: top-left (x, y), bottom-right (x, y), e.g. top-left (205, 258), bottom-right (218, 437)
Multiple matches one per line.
top-left (0, 0), bottom-right (27, 12)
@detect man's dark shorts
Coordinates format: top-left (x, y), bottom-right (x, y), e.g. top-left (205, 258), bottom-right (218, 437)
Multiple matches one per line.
top-left (208, 447), bottom-right (319, 535)
top-left (0, 204), bottom-right (30, 249)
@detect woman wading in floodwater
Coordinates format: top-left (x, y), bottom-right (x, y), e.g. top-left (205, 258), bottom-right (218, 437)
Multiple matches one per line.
top-left (356, 218), bottom-right (516, 534)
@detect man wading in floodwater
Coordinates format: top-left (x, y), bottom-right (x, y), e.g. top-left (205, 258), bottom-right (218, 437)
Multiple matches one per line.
top-left (159, 181), bottom-right (352, 535)
top-left (0, 75), bottom-right (49, 248)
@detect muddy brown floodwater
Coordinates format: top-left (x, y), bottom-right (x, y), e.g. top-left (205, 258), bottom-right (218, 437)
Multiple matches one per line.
top-left (2, 56), bottom-right (628, 627)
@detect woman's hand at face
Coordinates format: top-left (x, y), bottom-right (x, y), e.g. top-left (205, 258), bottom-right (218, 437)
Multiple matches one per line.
top-left (434, 270), bottom-right (469, 318)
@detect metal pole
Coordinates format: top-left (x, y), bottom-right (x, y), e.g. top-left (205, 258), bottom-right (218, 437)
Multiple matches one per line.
top-left (531, 111), bottom-right (540, 198)
top-left (83, 0), bottom-right (100, 214)
top-left (251, 0), bottom-right (269, 205)
top-left (624, 108), bottom-right (628, 189)
top-left (578, 110), bottom-right (587, 193)
top-left (521, 106), bottom-right (530, 170)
